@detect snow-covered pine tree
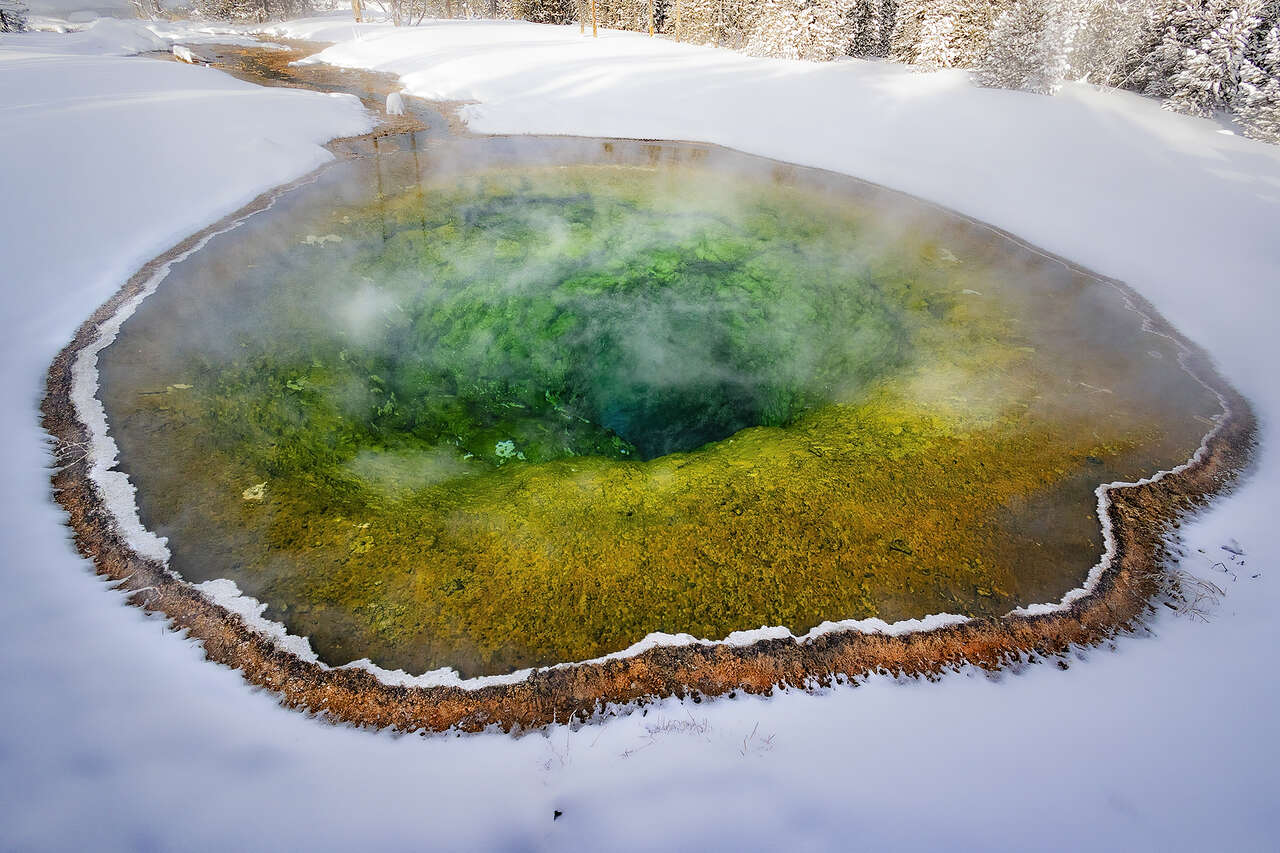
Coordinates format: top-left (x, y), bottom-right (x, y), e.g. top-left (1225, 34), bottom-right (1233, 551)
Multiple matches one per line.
top-left (380, 0), bottom-right (489, 22)
top-left (588, 0), bottom-right (653, 30)
top-left (674, 0), bottom-right (755, 46)
top-left (1124, 0), bottom-right (1226, 98)
top-left (746, 0), bottom-right (790, 52)
top-left (976, 0), bottom-right (1076, 93)
top-left (1066, 0), bottom-right (1157, 85)
top-left (676, 0), bottom-right (697, 40)
top-left (511, 0), bottom-right (575, 20)
top-left (847, 0), bottom-right (895, 57)
top-left (1111, 0), bottom-right (1173, 89)
top-left (675, 0), bottom-right (713, 42)
top-left (723, 0), bottom-right (761, 46)
top-left (703, 0), bottom-right (730, 44)
top-left (0, 0), bottom-right (28, 32)
top-left (892, 0), bottom-right (1007, 69)
top-left (746, 0), bottom-right (854, 59)
top-left (913, 10), bottom-right (958, 67)
top-left (977, 0), bottom-right (1054, 90)
top-left (1166, 0), bottom-right (1269, 116)
top-left (192, 0), bottom-right (312, 21)
top-left (888, 0), bottom-right (926, 61)
top-left (1235, 20), bottom-right (1280, 140)
top-left (951, 0), bottom-right (1011, 66)
top-left (1118, 0), bottom-right (1280, 142)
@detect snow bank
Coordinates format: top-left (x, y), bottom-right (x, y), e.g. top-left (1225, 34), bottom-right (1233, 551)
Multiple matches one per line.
top-left (5, 15), bottom-right (283, 55)
top-left (1, 18), bottom-right (1278, 851)
top-left (23, 0), bottom-right (138, 18)
top-left (2, 15), bottom-right (169, 54)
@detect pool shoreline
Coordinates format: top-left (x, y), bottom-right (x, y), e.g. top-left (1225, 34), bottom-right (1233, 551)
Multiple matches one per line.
top-left (39, 41), bottom-right (1258, 733)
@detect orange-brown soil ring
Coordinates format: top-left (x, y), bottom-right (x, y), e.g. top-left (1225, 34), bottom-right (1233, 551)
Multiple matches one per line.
top-left (41, 117), bottom-right (1256, 733)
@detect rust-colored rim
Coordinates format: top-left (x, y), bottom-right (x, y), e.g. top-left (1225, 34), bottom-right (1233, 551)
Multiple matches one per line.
top-left (41, 125), bottom-right (1256, 733)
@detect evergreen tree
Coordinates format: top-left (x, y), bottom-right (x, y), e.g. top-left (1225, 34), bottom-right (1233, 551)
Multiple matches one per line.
top-left (672, 0), bottom-right (755, 46)
top-left (914, 10), bottom-right (958, 67)
top-left (1126, 0), bottom-right (1223, 98)
top-left (0, 0), bottom-right (27, 32)
top-left (746, 0), bottom-right (854, 59)
top-left (1115, 0), bottom-right (1279, 142)
top-left (193, 0), bottom-right (312, 21)
top-left (512, 0), bottom-right (575, 21)
top-left (950, 0), bottom-right (1010, 66)
top-left (589, 0), bottom-right (663, 30)
top-left (892, 0), bottom-right (1007, 68)
top-left (1067, 0), bottom-right (1156, 85)
top-left (1235, 22), bottom-right (1280, 140)
top-left (889, 0), bottom-right (926, 61)
top-left (1166, 0), bottom-right (1267, 115)
top-left (847, 0), bottom-right (895, 56)
top-left (976, 0), bottom-right (1077, 92)
top-left (978, 0), bottom-right (1055, 90)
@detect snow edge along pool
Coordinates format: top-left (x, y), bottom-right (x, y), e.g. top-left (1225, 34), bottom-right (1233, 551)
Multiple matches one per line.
top-left (40, 73), bottom-right (1258, 732)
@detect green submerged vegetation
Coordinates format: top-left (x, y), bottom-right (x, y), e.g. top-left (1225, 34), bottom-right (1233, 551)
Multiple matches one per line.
top-left (103, 161), bottom-right (1216, 677)
top-left (206, 168), bottom-right (915, 472)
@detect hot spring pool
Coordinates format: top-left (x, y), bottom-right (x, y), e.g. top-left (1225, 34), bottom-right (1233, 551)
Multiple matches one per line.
top-left (96, 134), bottom-right (1221, 678)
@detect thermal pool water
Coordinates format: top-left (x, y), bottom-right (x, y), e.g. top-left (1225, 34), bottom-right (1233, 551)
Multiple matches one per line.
top-left (97, 134), bottom-right (1220, 677)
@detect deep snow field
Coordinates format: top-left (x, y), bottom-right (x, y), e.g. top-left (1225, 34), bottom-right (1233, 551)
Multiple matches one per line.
top-left (2, 13), bottom-right (1279, 851)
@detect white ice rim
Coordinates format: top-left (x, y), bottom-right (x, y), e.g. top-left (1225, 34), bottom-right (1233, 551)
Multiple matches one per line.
top-left (67, 147), bottom-right (1236, 693)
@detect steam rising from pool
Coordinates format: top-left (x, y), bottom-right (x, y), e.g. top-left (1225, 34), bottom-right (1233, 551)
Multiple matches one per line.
top-left (96, 136), bottom-right (1222, 677)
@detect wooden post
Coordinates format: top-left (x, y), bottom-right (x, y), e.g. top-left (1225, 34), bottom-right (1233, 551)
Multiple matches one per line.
top-left (351, 0), bottom-right (362, 23)
top-left (580, 0), bottom-right (585, 34)
top-left (649, 0), bottom-right (654, 36)
top-left (590, 0), bottom-right (598, 38)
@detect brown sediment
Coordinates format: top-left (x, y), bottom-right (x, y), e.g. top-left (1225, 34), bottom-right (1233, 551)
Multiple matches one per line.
top-left (39, 43), bottom-right (1257, 734)
top-left (164, 39), bottom-right (473, 141)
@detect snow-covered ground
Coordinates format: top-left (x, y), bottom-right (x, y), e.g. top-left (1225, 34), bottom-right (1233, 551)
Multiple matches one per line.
top-left (2, 15), bottom-right (1279, 851)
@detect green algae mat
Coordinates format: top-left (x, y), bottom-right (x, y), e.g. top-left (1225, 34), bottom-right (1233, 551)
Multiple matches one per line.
top-left (97, 138), bottom-right (1221, 677)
